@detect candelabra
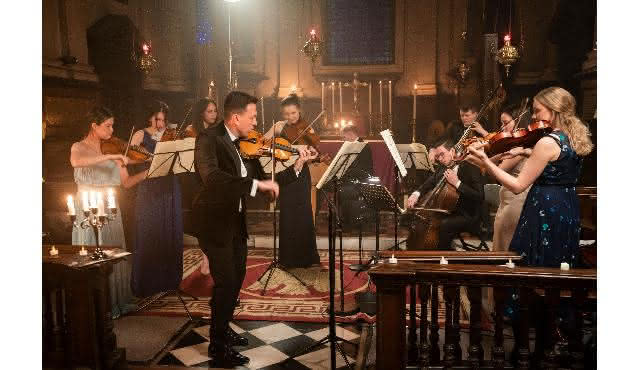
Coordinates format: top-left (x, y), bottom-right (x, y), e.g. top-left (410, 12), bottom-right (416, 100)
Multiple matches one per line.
top-left (67, 191), bottom-right (117, 260)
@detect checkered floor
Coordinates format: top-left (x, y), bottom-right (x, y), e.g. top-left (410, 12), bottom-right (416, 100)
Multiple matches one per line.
top-left (157, 320), bottom-right (362, 369)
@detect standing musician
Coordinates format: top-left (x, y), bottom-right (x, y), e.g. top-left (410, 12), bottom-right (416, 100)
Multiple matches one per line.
top-left (406, 137), bottom-right (485, 250)
top-left (430, 103), bottom-right (490, 164)
top-left (192, 91), bottom-right (314, 367)
top-left (263, 94), bottom-right (322, 268)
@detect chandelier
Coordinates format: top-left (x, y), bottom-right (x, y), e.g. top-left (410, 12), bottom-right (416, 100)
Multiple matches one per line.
top-left (495, 34), bottom-right (520, 77)
top-left (135, 41), bottom-right (158, 74)
top-left (302, 29), bottom-right (324, 63)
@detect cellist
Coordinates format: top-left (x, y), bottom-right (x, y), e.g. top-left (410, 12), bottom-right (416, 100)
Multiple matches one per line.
top-left (406, 137), bottom-right (485, 250)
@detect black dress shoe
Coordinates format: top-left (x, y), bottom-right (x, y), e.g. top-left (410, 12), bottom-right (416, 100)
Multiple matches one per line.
top-left (208, 344), bottom-right (250, 367)
top-left (227, 327), bottom-right (249, 346)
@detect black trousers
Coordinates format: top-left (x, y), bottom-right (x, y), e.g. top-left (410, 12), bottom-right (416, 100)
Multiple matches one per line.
top-left (198, 224), bottom-right (248, 347)
top-left (437, 214), bottom-right (476, 250)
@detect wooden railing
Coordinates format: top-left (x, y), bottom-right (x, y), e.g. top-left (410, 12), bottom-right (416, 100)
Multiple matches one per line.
top-left (369, 262), bottom-right (596, 369)
top-left (42, 245), bottom-right (127, 369)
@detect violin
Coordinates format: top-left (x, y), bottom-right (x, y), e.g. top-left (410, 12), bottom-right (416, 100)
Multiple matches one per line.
top-left (101, 136), bottom-right (154, 162)
top-left (280, 111), bottom-right (332, 164)
top-left (461, 119), bottom-right (553, 157)
top-left (160, 125), bottom-right (197, 141)
top-left (238, 130), bottom-right (300, 161)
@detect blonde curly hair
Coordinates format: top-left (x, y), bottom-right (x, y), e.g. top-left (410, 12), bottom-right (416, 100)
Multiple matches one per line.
top-left (534, 87), bottom-right (593, 156)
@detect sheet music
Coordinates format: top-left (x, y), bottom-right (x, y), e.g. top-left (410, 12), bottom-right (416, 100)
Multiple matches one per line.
top-left (315, 141), bottom-right (366, 189)
top-left (396, 143), bottom-right (434, 171)
top-left (148, 141), bottom-right (176, 178)
top-left (172, 138), bottom-right (195, 173)
top-left (379, 129), bottom-right (408, 177)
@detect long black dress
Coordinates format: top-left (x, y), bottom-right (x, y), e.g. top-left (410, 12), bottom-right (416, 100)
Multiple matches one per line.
top-left (277, 131), bottom-right (320, 268)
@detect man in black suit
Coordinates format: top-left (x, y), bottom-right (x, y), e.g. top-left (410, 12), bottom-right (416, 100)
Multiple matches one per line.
top-left (192, 91), bottom-right (313, 367)
top-left (407, 138), bottom-right (485, 250)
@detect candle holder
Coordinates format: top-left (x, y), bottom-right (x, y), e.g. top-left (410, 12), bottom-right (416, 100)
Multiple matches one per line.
top-left (70, 207), bottom-right (118, 260)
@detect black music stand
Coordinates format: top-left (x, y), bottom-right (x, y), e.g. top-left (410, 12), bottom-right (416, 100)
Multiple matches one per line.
top-left (131, 138), bottom-right (199, 321)
top-left (379, 130), bottom-right (409, 251)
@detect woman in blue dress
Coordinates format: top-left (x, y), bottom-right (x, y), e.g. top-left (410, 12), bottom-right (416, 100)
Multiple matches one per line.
top-left (467, 87), bottom-right (594, 365)
top-left (70, 107), bottom-right (148, 318)
top-left (129, 101), bottom-right (185, 297)
top-left (467, 87), bottom-right (593, 267)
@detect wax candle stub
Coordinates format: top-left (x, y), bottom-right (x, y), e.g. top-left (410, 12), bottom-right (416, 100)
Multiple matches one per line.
top-left (388, 254), bottom-right (398, 264)
top-left (440, 256), bottom-right (448, 265)
top-left (49, 246), bottom-right (58, 256)
top-left (79, 247), bottom-right (88, 256)
top-left (560, 262), bottom-right (570, 271)
top-left (506, 258), bottom-right (515, 269)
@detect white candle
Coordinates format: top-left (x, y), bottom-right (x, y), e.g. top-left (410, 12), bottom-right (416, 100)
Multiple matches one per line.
top-left (560, 262), bottom-right (570, 271)
top-left (368, 83), bottom-right (372, 114)
top-left (331, 82), bottom-right (335, 115)
top-left (49, 246), bottom-right (58, 256)
top-left (97, 192), bottom-right (105, 216)
top-left (339, 82), bottom-right (343, 112)
top-left (506, 258), bottom-right (515, 269)
top-left (388, 80), bottom-right (392, 118)
top-left (107, 188), bottom-right (116, 209)
top-left (208, 82), bottom-right (214, 98)
top-left (321, 82), bottom-right (325, 111)
top-left (412, 83), bottom-right (417, 120)
top-left (379, 81), bottom-right (383, 116)
top-left (66, 195), bottom-right (76, 216)
top-left (388, 253), bottom-right (398, 264)
top-left (79, 246), bottom-right (87, 256)
top-left (82, 191), bottom-right (89, 212)
top-left (440, 256), bottom-right (448, 265)
top-left (89, 191), bottom-right (97, 210)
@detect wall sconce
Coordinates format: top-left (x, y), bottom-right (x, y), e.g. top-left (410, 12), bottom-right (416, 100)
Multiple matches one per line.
top-left (302, 29), bottom-right (324, 64)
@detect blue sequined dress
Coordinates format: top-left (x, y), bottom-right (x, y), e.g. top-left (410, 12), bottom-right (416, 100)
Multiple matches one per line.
top-left (131, 130), bottom-right (184, 297)
top-left (509, 132), bottom-right (583, 267)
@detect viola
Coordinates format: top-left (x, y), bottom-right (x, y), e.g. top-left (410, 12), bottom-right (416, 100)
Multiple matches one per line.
top-left (101, 136), bottom-right (154, 162)
top-left (280, 111), bottom-right (332, 164)
top-left (461, 119), bottom-right (553, 157)
top-left (238, 130), bottom-right (300, 161)
top-left (160, 125), bottom-right (197, 141)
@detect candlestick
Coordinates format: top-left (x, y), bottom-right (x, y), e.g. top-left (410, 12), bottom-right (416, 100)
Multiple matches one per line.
top-left (66, 195), bottom-right (76, 216)
top-left (331, 82), bottom-right (335, 116)
top-left (379, 81), bottom-right (383, 116)
top-left (321, 82), bottom-right (325, 111)
top-left (413, 83), bottom-right (417, 120)
top-left (107, 188), bottom-right (116, 209)
top-left (388, 80), bottom-right (392, 118)
top-left (368, 83), bottom-right (372, 114)
top-left (82, 191), bottom-right (89, 212)
top-left (69, 195), bottom-right (118, 260)
top-left (339, 82), bottom-right (343, 112)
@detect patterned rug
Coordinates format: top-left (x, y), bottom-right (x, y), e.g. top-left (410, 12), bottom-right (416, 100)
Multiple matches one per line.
top-left (135, 248), bottom-right (485, 328)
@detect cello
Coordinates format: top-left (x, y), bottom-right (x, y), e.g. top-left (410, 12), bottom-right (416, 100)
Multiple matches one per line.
top-left (404, 85), bottom-right (506, 250)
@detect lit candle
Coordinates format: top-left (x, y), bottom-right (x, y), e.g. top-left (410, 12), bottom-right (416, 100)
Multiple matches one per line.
top-left (560, 262), bottom-right (570, 271)
top-left (107, 188), bottom-right (116, 209)
top-left (379, 81), bottom-right (383, 116)
top-left (208, 81), bottom-right (214, 98)
top-left (66, 195), bottom-right (76, 216)
top-left (49, 246), bottom-right (58, 256)
top-left (388, 80), bottom-right (392, 118)
top-left (439, 256), bottom-right (448, 265)
top-left (412, 83), bottom-right (417, 120)
top-left (388, 253), bottom-right (398, 264)
top-left (321, 82), bottom-right (325, 111)
top-left (339, 81), bottom-right (343, 112)
top-left (97, 192), bottom-right (105, 216)
top-left (506, 258), bottom-right (515, 268)
top-left (79, 246), bottom-right (88, 256)
top-left (331, 82), bottom-right (335, 115)
top-left (368, 83), bottom-right (372, 114)
top-left (82, 191), bottom-right (89, 212)
top-left (89, 191), bottom-right (97, 210)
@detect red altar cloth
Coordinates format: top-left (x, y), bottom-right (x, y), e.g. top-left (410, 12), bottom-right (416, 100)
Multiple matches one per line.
top-left (317, 140), bottom-right (397, 194)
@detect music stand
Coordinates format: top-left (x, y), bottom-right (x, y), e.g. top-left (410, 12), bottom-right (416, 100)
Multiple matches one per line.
top-left (131, 138), bottom-right (199, 322)
top-left (380, 130), bottom-right (408, 251)
top-left (287, 142), bottom-right (365, 370)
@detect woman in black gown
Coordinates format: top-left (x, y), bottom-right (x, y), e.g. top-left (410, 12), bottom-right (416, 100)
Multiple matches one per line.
top-left (264, 94), bottom-right (320, 268)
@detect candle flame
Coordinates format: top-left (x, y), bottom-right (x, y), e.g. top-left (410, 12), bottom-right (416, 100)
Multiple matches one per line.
top-left (310, 29), bottom-right (316, 36)
top-left (504, 34), bottom-right (511, 42)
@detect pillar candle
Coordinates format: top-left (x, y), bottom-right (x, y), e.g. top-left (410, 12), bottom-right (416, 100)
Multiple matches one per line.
top-left (321, 82), bottom-right (325, 111)
top-left (339, 82), bottom-right (343, 112)
top-left (413, 84), bottom-right (417, 120)
top-left (66, 195), bottom-right (76, 216)
top-left (107, 188), bottom-right (116, 209)
top-left (379, 81), bottom-right (383, 116)
top-left (368, 83), bottom-right (372, 114)
top-left (97, 192), bottom-right (105, 216)
top-left (388, 80), bottom-right (392, 118)
top-left (331, 82), bottom-right (335, 115)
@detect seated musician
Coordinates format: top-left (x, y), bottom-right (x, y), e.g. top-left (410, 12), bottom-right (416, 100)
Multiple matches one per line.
top-left (340, 123), bottom-right (373, 180)
top-left (406, 138), bottom-right (485, 250)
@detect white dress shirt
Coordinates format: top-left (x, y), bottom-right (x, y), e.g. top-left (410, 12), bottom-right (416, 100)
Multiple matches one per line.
top-left (224, 125), bottom-right (258, 211)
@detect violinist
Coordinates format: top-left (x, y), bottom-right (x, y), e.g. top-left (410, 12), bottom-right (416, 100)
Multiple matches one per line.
top-left (192, 92), bottom-right (314, 367)
top-left (190, 97), bottom-right (220, 135)
top-left (406, 137), bottom-right (485, 250)
top-left (124, 100), bottom-right (186, 298)
top-left (445, 103), bottom-right (490, 143)
top-left (69, 106), bottom-right (148, 318)
top-left (465, 86), bottom-right (593, 268)
top-left (263, 94), bottom-right (321, 268)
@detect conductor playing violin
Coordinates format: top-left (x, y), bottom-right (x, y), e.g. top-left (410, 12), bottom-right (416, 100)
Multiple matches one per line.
top-left (192, 91), bottom-right (314, 368)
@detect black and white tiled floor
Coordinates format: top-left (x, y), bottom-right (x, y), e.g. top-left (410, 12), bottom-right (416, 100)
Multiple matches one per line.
top-left (157, 320), bottom-right (362, 369)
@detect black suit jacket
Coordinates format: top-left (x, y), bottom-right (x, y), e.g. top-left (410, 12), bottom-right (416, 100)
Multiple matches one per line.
top-left (415, 162), bottom-right (485, 221)
top-left (192, 123), bottom-right (297, 247)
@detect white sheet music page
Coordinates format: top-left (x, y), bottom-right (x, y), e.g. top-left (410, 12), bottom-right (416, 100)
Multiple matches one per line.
top-left (315, 141), bottom-right (366, 189)
top-left (147, 140), bottom-right (176, 178)
top-left (396, 143), bottom-right (434, 171)
top-left (172, 138), bottom-right (195, 173)
top-left (379, 129), bottom-right (408, 177)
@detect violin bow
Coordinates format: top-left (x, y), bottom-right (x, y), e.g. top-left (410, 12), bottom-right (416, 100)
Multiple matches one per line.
top-left (124, 126), bottom-right (135, 158)
top-left (512, 97), bottom-right (530, 131)
top-left (175, 103), bottom-right (194, 137)
top-left (289, 110), bottom-right (326, 145)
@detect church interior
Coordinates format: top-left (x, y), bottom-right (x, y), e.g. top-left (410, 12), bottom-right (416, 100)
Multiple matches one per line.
top-left (39, 0), bottom-right (599, 369)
